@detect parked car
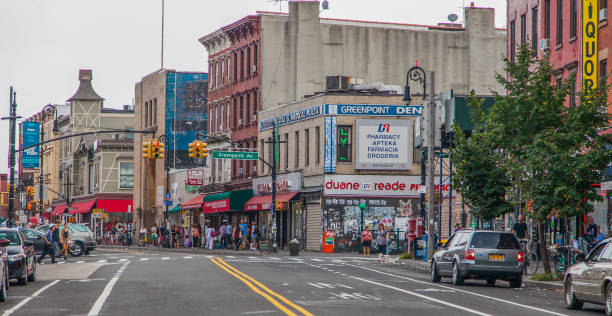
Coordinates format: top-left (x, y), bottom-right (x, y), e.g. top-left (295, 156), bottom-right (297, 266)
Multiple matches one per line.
top-left (563, 238), bottom-right (612, 315)
top-left (36, 223), bottom-right (96, 256)
top-left (19, 227), bottom-right (46, 255)
top-left (0, 238), bottom-right (10, 302)
top-left (431, 230), bottom-right (524, 288)
top-left (0, 228), bottom-right (36, 285)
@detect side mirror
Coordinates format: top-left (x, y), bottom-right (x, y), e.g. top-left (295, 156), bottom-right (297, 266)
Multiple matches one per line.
top-left (575, 253), bottom-right (585, 262)
top-left (0, 239), bottom-right (9, 247)
top-left (24, 240), bottom-right (34, 247)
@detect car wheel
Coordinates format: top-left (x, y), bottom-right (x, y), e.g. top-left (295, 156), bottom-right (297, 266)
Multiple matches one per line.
top-left (431, 261), bottom-right (441, 283)
top-left (486, 278), bottom-right (496, 287)
top-left (0, 272), bottom-right (6, 302)
top-left (452, 261), bottom-right (464, 285)
top-left (509, 275), bottom-right (522, 288)
top-left (27, 260), bottom-right (36, 282)
top-left (606, 283), bottom-right (612, 316)
top-left (69, 242), bottom-right (84, 257)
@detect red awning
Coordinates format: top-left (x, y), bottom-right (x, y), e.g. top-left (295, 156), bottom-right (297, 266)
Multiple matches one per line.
top-left (181, 195), bottom-right (205, 210)
top-left (203, 199), bottom-right (229, 214)
top-left (28, 217), bottom-right (37, 224)
top-left (52, 204), bottom-right (66, 216)
top-left (97, 199), bottom-right (133, 213)
top-left (69, 200), bottom-right (96, 215)
top-left (244, 192), bottom-right (299, 211)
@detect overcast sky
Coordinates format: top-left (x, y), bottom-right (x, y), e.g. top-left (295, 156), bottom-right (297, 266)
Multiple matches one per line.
top-left (0, 0), bottom-right (506, 174)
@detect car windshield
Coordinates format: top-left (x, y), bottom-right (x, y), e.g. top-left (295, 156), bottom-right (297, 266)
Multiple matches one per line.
top-left (469, 232), bottom-right (520, 249)
top-left (0, 231), bottom-right (21, 246)
top-left (21, 229), bottom-right (43, 239)
top-left (70, 224), bottom-right (90, 233)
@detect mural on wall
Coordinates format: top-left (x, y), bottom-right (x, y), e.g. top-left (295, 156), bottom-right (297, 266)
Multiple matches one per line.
top-left (165, 72), bottom-right (209, 169)
top-left (322, 198), bottom-right (419, 253)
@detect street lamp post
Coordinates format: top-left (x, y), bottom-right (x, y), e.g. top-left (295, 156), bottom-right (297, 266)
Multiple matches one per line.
top-left (38, 104), bottom-right (59, 224)
top-left (403, 64), bottom-right (427, 256)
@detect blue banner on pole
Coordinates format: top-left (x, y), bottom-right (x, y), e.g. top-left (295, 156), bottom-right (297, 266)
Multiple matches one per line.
top-left (22, 122), bottom-right (40, 168)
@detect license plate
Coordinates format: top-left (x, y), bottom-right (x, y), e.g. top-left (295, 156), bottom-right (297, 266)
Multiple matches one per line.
top-left (489, 254), bottom-right (504, 261)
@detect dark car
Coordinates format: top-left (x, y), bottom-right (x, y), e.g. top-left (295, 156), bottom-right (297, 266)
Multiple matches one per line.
top-left (19, 227), bottom-right (46, 255)
top-left (431, 230), bottom-right (524, 288)
top-left (0, 228), bottom-right (36, 285)
top-left (564, 238), bottom-right (612, 315)
top-left (0, 238), bottom-right (10, 302)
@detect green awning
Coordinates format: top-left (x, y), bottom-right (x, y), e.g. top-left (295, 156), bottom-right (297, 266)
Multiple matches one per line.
top-left (202, 190), bottom-right (252, 214)
top-left (168, 205), bottom-right (181, 213)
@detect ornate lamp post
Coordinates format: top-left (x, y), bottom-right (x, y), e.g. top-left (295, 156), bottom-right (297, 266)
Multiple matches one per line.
top-left (38, 104), bottom-right (59, 222)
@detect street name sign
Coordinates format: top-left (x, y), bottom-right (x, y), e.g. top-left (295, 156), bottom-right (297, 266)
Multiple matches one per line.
top-left (212, 151), bottom-right (259, 160)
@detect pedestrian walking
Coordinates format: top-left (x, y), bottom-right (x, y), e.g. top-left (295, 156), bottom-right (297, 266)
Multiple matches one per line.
top-left (191, 224), bottom-right (200, 248)
top-left (219, 223), bottom-right (226, 248)
top-left (232, 224), bottom-right (241, 251)
top-left (225, 222), bottom-right (232, 249)
top-left (239, 219), bottom-right (248, 250)
top-left (150, 224), bottom-right (158, 247)
top-left (376, 223), bottom-right (389, 262)
top-left (584, 216), bottom-right (598, 251)
top-left (38, 224), bottom-right (57, 264)
top-left (360, 225), bottom-right (372, 256)
top-left (60, 224), bottom-right (70, 261)
top-left (206, 226), bottom-right (216, 250)
top-left (453, 223), bottom-right (462, 233)
top-left (52, 221), bottom-right (61, 256)
top-left (250, 222), bottom-right (259, 251)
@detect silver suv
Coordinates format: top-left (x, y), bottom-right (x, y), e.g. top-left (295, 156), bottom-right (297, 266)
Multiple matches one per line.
top-left (431, 230), bottom-right (524, 287)
top-left (36, 224), bottom-right (96, 256)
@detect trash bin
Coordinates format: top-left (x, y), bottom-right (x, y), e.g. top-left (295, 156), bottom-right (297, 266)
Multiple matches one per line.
top-left (289, 238), bottom-right (300, 256)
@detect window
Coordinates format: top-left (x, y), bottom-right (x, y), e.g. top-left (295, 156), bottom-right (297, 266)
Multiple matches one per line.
top-left (219, 103), bottom-right (224, 130)
top-left (260, 139), bottom-right (265, 174)
top-left (294, 131), bottom-right (299, 169)
top-left (233, 52), bottom-right (238, 82)
top-left (227, 56), bottom-right (231, 82)
top-left (226, 102), bottom-right (231, 131)
top-left (601, 59), bottom-right (608, 81)
top-left (305, 128), bottom-right (310, 166)
top-left (337, 126), bottom-right (352, 162)
top-left (144, 101), bottom-right (149, 127)
top-left (545, 0), bottom-right (551, 38)
top-left (88, 164), bottom-right (94, 194)
top-left (469, 232), bottom-right (520, 249)
top-left (246, 93), bottom-right (250, 123)
top-left (315, 126), bottom-right (320, 164)
top-left (532, 7), bottom-right (538, 54)
top-left (510, 20), bottom-right (516, 62)
top-left (520, 14), bottom-right (527, 44)
top-left (570, 73), bottom-right (577, 107)
top-left (598, 243), bottom-right (612, 262)
top-left (284, 133), bottom-right (289, 170)
top-left (240, 50), bottom-right (244, 80)
top-left (604, 0), bottom-right (609, 10)
top-left (215, 62), bottom-right (219, 89)
top-left (247, 46), bottom-right (251, 78)
top-left (570, 0), bottom-right (577, 39)
top-left (221, 60), bottom-right (225, 86)
top-left (254, 44), bottom-right (258, 69)
top-left (119, 162), bottom-right (134, 189)
top-left (233, 98), bottom-right (237, 128)
top-left (239, 95), bottom-right (244, 125)
top-left (253, 90), bottom-right (258, 113)
top-left (153, 99), bottom-right (157, 125)
top-left (556, 0), bottom-right (563, 45)
top-left (587, 242), bottom-right (608, 262)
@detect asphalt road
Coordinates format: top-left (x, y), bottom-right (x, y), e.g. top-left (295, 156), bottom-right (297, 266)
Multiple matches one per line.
top-left (0, 249), bottom-right (607, 316)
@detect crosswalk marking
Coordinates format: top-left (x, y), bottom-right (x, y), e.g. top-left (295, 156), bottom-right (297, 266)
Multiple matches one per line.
top-left (96, 260), bottom-right (107, 263)
top-left (248, 256), bottom-right (257, 259)
top-left (119, 259), bottom-right (128, 262)
top-left (183, 256), bottom-right (193, 259)
top-left (288, 258), bottom-right (303, 261)
top-left (311, 258), bottom-right (324, 262)
top-left (225, 255), bottom-right (236, 259)
top-left (75, 260), bottom-right (85, 264)
top-left (270, 257), bottom-right (281, 260)
top-left (161, 257), bottom-right (170, 260)
top-left (139, 258), bottom-right (149, 261)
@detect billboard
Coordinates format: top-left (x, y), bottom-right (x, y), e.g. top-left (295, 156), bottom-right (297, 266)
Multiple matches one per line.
top-left (355, 119), bottom-right (412, 170)
top-left (22, 121), bottom-right (40, 169)
top-left (323, 174), bottom-right (455, 198)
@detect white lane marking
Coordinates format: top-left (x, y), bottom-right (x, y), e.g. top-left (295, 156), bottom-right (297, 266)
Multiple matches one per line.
top-left (334, 271), bottom-right (341, 274)
top-left (351, 276), bottom-right (491, 316)
top-left (241, 311), bottom-right (277, 315)
top-left (56, 262), bottom-right (65, 264)
top-left (161, 257), bottom-right (170, 260)
top-left (139, 258), bottom-right (149, 261)
top-left (341, 262), bottom-right (567, 316)
top-left (288, 258), bottom-right (303, 261)
top-left (311, 258), bottom-right (324, 262)
top-left (119, 258), bottom-right (128, 262)
top-left (225, 255), bottom-right (236, 259)
top-left (352, 260), bottom-right (366, 263)
top-left (75, 260), bottom-right (85, 264)
top-left (96, 260), bottom-right (107, 263)
top-left (205, 255), bottom-right (214, 258)
top-left (248, 256), bottom-right (257, 259)
top-left (1, 280), bottom-right (60, 316)
top-left (269, 257), bottom-right (281, 260)
top-left (183, 256), bottom-right (193, 259)
top-left (87, 260), bottom-right (130, 316)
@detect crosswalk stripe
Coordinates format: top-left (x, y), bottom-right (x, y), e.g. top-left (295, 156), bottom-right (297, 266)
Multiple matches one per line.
top-left (75, 260), bottom-right (85, 264)
top-left (119, 259), bottom-right (128, 262)
top-left (56, 262), bottom-right (65, 264)
top-left (225, 256), bottom-right (236, 259)
top-left (139, 258), bottom-right (149, 261)
top-left (311, 258), bottom-right (324, 262)
top-left (248, 257), bottom-right (257, 259)
top-left (96, 260), bottom-right (107, 263)
top-left (288, 258), bottom-right (303, 261)
top-left (184, 256), bottom-right (193, 259)
top-left (269, 257), bottom-right (281, 260)
top-left (161, 257), bottom-right (170, 260)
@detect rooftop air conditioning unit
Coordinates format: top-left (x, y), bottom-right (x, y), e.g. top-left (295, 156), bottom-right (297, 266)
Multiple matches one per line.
top-left (540, 38), bottom-right (550, 52)
top-left (325, 75), bottom-right (349, 91)
top-left (601, 8), bottom-right (608, 21)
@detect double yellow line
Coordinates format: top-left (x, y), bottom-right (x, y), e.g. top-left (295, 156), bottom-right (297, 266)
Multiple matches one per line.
top-left (210, 257), bottom-right (314, 316)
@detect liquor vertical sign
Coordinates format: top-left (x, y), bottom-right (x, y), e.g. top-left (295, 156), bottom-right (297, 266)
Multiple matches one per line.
top-left (583, 0), bottom-right (598, 93)
top-left (22, 121), bottom-right (40, 168)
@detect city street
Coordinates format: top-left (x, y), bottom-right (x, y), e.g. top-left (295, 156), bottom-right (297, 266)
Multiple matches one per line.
top-left (0, 249), bottom-right (604, 316)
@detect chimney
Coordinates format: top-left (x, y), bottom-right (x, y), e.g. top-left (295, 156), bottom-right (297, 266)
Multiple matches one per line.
top-left (66, 69), bottom-right (105, 102)
top-left (79, 69), bottom-right (93, 81)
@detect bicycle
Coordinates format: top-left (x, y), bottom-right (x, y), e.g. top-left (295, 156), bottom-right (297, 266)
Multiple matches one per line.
top-left (520, 239), bottom-right (540, 275)
top-left (552, 245), bottom-right (577, 274)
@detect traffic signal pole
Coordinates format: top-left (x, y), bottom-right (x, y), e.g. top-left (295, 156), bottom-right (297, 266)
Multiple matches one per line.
top-left (7, 88), bottom-right (17, 227)
top-left (271, 122), bottom-right (278, 252)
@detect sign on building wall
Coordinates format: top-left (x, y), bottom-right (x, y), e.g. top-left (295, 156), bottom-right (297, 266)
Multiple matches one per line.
top-left (355, 119), bottom-right (412, 170)
top-left (324, 117), bottom-right (337, 173)
top-left (323, 174), bottom-right (455, 197)
top-left (187, 169), bottom-right (204, 185)
top-left (583, 0), bottom-right (598, 92)
top-left (252, 172), bottom-right (302, 196)
top-left (325, 104), bottom-right (423, 116)
top-left (22, 122), bottom-right (40, 169)
top-left (259, 105), bottom-right (323, 131)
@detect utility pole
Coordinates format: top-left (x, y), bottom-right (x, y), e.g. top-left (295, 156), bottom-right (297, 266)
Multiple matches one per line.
top-left (6, 88), bottom-right (17, 227)
top-left (427, 72), bottom-right (436, 261)
top-left (271, 122), bottom-right (278, 252)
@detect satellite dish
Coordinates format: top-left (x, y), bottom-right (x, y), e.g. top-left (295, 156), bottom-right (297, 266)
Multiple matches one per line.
top-left (448, 14), bottom-right (459, 22)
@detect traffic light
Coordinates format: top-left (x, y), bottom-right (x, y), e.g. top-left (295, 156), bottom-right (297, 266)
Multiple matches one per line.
top-left (157, 141), bottom-right (165, 160)
top-left (201, 142), bottom-right (208, 158)
top-left (151, 140), bottom-right (164, 159)
top-left (188, 141), bottom-right (196, 158)
top-left (142, 140), bottom-right (151, 159)
top-left (275, 201), bottom-right (287, 210)
top-left (26, 186), bottom-right (34, 198)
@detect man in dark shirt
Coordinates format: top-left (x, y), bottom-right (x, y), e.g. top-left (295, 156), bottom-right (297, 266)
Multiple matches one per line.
top-left (513, 214), bottom-right (528, 239)
top-left (584, 216), bottom-right (598, 250)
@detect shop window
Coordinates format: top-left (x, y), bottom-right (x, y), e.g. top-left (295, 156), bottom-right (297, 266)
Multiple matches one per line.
top-left (337, 125), bottom-right (352, 162)
top-left (119, 162), bottom-right (134, 189)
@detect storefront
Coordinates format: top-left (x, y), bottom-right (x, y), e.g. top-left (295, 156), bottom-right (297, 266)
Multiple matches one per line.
top-left (202, 190), bottom-right (253, 229)
top-left (179, 194), bottom-right (205, 227)
top-left (323, 174), bottom-right (453, 253)
top-left (245, 172), bottom-right (303, 249)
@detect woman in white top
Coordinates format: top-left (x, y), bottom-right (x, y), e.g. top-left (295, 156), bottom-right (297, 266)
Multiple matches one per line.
top-left (206, 227), bottom-right (216, 250)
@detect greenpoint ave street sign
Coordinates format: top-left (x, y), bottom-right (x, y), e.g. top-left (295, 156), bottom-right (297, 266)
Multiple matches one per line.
top-left (212, 151), bottom-right (259, 160)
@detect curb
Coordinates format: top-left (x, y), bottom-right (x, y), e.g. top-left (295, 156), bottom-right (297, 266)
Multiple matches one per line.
top-left (522, 279), bottom-right (563, 290)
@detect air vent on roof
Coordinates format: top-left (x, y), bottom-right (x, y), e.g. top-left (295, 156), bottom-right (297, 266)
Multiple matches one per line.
top-left (326, 76), bottom-right (350, 91)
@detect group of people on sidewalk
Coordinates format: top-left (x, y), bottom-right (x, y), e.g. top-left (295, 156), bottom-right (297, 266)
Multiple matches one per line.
top-left (360, 223), bottom-right (390, 261)
top-left (137, 219), bottom-right (260, 251)
top-left (37, 221), bottom-right (71, 264)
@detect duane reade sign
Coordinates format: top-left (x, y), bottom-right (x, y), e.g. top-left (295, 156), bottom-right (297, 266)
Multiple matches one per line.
top-left (355, 119), bottom-right (412, 170)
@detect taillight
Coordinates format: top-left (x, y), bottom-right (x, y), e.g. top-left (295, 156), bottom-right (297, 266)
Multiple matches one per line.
top-left (464, 249), bottom-right (475, 260)
top-left (517, 251), bottom-right (524, 263)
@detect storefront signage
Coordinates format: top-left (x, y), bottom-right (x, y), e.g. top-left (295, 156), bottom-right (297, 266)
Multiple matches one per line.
top-left (187, 169), bottom-right (204, 185)
top-left (203, 199), bottom-right (229, 213)
top-left (22, 121), bottom-right (41, 169)
top-left (252, 172), bottom-right (302, 196)
top-left (583, 0), bottom-right (598, 92)
top-left (324, 117), bottom-right (337, 173)
top-left (259, 105), bottom-right (323, 131)
top-left (355, 119), bottom-right (412, 170)
top-left (324, 174), bottom-right (454, 197)
top-left (325, 104), bottom-right (423, 116)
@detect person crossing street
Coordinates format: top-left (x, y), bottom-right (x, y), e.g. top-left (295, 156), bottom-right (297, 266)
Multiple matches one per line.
top-left (60, 224), bottom-right (70, 261)
top-left (37, 224), bottom-right (57, 264)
